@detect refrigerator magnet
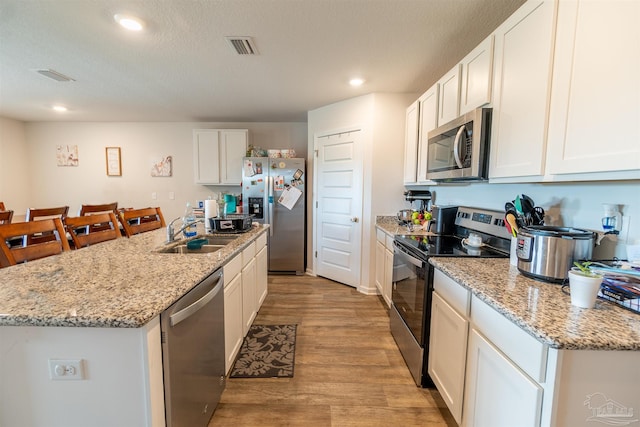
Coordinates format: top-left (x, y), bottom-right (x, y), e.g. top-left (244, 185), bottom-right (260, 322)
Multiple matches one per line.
top-left (293, 169), bottom-right (303, 180)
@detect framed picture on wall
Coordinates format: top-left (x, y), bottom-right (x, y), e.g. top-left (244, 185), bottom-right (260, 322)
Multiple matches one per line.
top-left (106, 147), bottom-right (122, 176)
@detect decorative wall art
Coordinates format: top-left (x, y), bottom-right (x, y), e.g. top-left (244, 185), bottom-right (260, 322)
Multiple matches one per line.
top-left (105, 147), bottom-right (122, 176)
top-left (56, 145), bottom-right (79, 166)
top-left (151, 156), bottom-right (172, 177)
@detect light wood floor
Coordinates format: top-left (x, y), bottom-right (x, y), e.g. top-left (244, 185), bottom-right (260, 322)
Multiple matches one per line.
top-left (209, 274), bottom-right (456, 427)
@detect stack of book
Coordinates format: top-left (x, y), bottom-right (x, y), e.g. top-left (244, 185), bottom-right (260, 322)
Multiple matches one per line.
top-left (591, 262), bottom-right (640, 314)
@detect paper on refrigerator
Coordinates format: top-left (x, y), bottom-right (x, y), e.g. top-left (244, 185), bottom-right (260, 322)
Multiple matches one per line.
top-left (278, 185), bottom-right (302, 210)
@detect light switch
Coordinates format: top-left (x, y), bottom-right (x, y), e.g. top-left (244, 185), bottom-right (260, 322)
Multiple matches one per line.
top-left (169, 192), bottom-right (175, 200)
top-left (151, 192), bottom-right (157, 200)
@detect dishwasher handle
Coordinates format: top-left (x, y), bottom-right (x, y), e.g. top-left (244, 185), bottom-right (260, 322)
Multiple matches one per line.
top-left (170, 270), bottom-right (223, 327)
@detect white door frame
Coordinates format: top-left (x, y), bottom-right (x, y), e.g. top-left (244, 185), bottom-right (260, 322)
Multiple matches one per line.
top-left (312, 125), bottom-right (364, 288)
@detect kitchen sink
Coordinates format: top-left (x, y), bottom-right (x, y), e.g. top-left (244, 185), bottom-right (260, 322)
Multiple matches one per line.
top-left (156, 235), bottom-right (240, 254)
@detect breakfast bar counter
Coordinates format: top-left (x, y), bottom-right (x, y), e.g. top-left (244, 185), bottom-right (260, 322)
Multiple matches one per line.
top-left (0, 224), bottom-right (268, 327)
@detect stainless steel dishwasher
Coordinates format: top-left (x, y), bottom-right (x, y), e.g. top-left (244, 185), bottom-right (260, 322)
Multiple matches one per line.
top-left (160, 268), bottom-right (225, 427)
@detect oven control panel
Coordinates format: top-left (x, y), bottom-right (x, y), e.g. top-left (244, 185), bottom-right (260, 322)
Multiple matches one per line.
top-left (455, 206), bottom-right (512, 240)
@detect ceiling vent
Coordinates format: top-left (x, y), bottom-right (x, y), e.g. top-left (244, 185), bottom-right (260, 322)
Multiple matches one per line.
top-left (225, 37), bottom-right (258, 55)
top-left (35, 69), bottom-right (75, 82)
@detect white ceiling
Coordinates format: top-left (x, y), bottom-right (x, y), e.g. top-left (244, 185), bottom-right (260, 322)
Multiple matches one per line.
top-left (0, 0), bottom-right (525, 123)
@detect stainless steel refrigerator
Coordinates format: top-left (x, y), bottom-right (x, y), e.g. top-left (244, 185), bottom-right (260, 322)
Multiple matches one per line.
top-left (242, 157), bottom-right (305, 274)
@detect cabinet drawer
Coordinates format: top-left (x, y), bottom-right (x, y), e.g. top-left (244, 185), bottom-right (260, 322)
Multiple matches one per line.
top-left (385, 233), bottom-right (395, 250)
top-left (256, 232), bottom-right (267, 249)
top-left (433, 269), bottom-right (470, 317)
top-left (224, 253), bottom-right (242, 288)
top-left (242, 241), bottom-right (256, 266)
top-left (471, 295), bottom-right (547, 382)
top-left (376, 228), bottom-right (385, 243)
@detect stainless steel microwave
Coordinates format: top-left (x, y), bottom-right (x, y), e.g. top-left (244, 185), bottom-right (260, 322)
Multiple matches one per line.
top-left (425, 107), bottom-right (491, 181)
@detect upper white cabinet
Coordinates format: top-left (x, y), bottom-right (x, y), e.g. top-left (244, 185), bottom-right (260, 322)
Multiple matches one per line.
top-left (416, 84), bottom-right (438, 183)
top-left (459, 35), bottom-right (494, 115)
top-left (193, 129), bottom-right (248, 185)
top-left (437, 65), bottom-right (462, 127)
top-left (403, 100), bottom-right (420, 184)
top-left (489, 0), bottom-right (556, 179)
top-left (546, 0), bottom-right (640, 175)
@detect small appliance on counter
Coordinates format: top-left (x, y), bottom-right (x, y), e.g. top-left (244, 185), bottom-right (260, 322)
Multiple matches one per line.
top-left (209, 214), bottom-right (253, 233)
top-left (515, 226), bottom-right (597, 283)
top-left (428, 205), bottom-right (458, 235)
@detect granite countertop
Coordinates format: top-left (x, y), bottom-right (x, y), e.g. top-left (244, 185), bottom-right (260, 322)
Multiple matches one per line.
top-left (375, 216), bottom-right (639, 351)
top-left (431, 258), bottom-right (640, 351)
top-left (376, 215), bottom-right (433, 236)
top-left (0, 225), bottom-right (268, 328)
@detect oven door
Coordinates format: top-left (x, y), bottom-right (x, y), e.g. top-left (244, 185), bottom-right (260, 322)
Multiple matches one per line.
top-left (391, 242), bottom-right (428, 346)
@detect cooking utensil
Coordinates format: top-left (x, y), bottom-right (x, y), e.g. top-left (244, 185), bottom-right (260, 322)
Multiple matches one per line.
top-left (505, 213), bottom-right (519, 236)
top-left (532, 206), bottom-right (545, 225)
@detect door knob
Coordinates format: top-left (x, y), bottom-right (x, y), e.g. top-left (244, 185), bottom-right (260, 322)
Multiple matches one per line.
top-left (350, 217), bottom-right (359, 223)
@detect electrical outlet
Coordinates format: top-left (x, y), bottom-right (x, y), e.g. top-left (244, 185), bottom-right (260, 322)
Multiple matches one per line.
top-left (151, 192), bottom-right (157, 200)
top-left (49, 359), bottom-right (84, 380)
top-left (169, 191), bottom-right (175, 200)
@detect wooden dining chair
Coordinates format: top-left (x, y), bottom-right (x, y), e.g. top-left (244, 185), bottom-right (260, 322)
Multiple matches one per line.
top-left (79, 202), bottom-right (118, 232)
top-left (23, 206), bottom-right (70, 246)
top-left (119, 207), bottom-right (166, 237)
top-left (0, 210), bottom-right (13, 225)
top-left (65, 212), bottom-right (121, 249)
top-left (0, 202), bottom-right (5, 211)
top-left (0, 218), bottom-right (71, 268)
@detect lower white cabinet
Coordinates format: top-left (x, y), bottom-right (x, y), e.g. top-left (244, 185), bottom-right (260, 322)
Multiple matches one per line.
top-left (428, 292), bottom-right (469, 425)
top-left (223, 261), bottom-right (243, 374)
top-left (256, 238), bottom-right (268, 308)
top-left (463, 328), bottom-right (543, 427)
top-left (375, 228), bottom-right (394, 307)
top-left (223, 232), bottom-right (269, 374)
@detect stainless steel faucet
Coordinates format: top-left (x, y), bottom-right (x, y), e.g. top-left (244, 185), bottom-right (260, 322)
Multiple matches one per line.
top-left (166, 217), bottom-right (204, 243)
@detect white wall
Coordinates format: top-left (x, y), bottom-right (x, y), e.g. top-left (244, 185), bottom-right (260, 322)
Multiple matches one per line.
top-left (21, 121), bottom-right (306, 221)
top-left (412, 180), bottom-right (639, 260)
top-left (307, 93), bottom-right (415, 292)
top-left (0, 117), bottom-right (31, 216)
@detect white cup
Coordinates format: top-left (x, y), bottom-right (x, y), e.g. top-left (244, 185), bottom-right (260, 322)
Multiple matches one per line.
top-left (568, 270), bottom-right (603, 308)
top-left (467, 233), bottom-right (482, 247)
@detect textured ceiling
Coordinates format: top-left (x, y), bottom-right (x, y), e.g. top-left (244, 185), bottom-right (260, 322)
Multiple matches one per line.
top-left (0, 0), bottom-right (525, 123)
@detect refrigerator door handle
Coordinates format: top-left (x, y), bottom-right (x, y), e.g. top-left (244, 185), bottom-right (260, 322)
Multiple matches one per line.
top-left (268, 175), bottom-right (274, 237)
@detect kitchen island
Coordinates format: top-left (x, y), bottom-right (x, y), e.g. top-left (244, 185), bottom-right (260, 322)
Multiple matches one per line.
top-left (0, 225), bottom-right (268, 427)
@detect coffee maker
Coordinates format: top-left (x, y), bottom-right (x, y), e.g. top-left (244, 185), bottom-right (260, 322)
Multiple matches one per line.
top-left (428, 205), bottom-right (458, 235)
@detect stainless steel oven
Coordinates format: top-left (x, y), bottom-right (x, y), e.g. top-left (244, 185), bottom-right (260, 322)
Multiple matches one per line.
top-left (390, 207), bottom-right (511, 387)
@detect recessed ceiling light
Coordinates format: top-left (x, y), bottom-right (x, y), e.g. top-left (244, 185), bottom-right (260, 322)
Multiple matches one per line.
top-left (114, 14), bottom-right (144, 31)
top-left (349, 78), bottom-right (365, 87)
top-left (52, 105), bottom-right (68, 112)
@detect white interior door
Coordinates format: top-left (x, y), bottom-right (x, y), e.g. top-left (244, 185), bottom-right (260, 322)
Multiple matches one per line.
top-left (314, 130), bottom-right (363, 288)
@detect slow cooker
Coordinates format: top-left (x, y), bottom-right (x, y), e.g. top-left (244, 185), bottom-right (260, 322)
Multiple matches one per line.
top-left (516, 226), bottom-right (596, 283)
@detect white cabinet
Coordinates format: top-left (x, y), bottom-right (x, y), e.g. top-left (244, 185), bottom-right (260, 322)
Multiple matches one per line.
top-left (193, 129), bottom-right (248, 185)
top-left (416, 84), bottom-right (438, 183)
top-left (223, 253), bottom-right (243, 374)
top-left (489, 0), bottom-right (556, 179)
top-left (255, 233), bottom-right (268, 308)
top-left (463, 328), bottom-right (543, 427)
top-left (428, 271), bottom-right (471, 425)
top-left (241, 242), bottom-right (257, 335)
top-left (403, 100), bottom-right (420, 184)
top-left (546, 0), bottom-right (640, 175)
top-left (383, 244), bottom-right (393, 308)
top-left (437, 65), bottom-right (461, 127)
top-left (459, 35), bottom-right (494, 115)
top-left (374, 228), bottom-right (393, 307)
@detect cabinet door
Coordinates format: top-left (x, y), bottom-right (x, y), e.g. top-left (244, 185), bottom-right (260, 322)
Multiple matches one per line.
top-left (375, 240), bottom-right (385, 295)
top-left (437, 64), bottom-right (461, 127)
top-left (460, 35), bottom-right (494, 115)
top-left (383, 247), bottom-right (393, 307)
top-left (220, 130), bottom-right (248, 184)
top-left (193, 130), bottom-right (221, 184)
top-left (241, 257), bottom-right (257, 335)
top-left (416, 84), bottom-right (438, 183)
top-left (256, 245), bottom-right (268, 309)
top-left (224, 273), bottom-right (243, 374)
top-left (546, 0), bottom-right (640, 175)
top-left (463, 328), bottom-right (543, 427)
top-left (489, 0), bottom-right (556, 179)
top-left (403, 101), bottom-right (420, 184)
top-left (428, 292), bottom-right (468, 425)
